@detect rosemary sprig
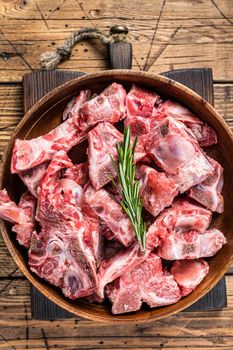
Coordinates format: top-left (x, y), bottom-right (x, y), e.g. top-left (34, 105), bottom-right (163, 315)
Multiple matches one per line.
top-left (110, 126), bottom-right (147, 251)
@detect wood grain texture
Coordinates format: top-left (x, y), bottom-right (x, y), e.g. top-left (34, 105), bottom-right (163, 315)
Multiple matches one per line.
top-left (0, 276), bottom-right (232, 349)
top-left (108, 43), bottom-right (133, 69)
top-left (0, 0), bottom-right (233, 81)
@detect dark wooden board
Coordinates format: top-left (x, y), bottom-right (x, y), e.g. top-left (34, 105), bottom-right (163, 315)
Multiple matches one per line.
top-left (23, 68), bottom-right (226, 320)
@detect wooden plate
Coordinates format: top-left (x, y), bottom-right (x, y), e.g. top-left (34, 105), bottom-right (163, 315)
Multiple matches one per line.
top-left (1, 70), bottom-right (233, 323)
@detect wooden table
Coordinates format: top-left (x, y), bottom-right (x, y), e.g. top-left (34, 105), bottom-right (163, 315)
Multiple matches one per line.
top-left (0, 1), bottom-right (233, 349)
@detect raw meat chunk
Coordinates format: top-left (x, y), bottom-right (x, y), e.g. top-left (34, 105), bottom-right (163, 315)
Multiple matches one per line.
top-left (12, 191), bottom-right (37, 248)
top-left (0, 189), bottom-right (36, 248)
top-left (88, 122), bottom-right (146, 190)
top-left (125, 84), bottom-right (162, 136)
top-left (96, 243), bottom-right (150, 299)
top-left (106, 253), bottom-right (181, 314)
top-left (79, 83), bottom-right (126, 130)
top-left (63, 90), bottom-right (91, 121)
top-left (189, 157), bottom-right (224, 213)
top-left (146, 198), bottom-right (212, 249)
top-left (0, 189), bottom-right (29, 224)
top-left (152, 100), bottom-right (217, 146)
top-left (29, 229), bottom-right (96, 299)
top-left (64, 162), bottom-right (89, 186)
top-left (84, 184), bottom-right (135, 247)
top-left (138, 165), bottom-right (179, 217)
top-left (11, 117), bottom-right (86, 173)
top-left (18, 161), bottom-right (49, 197)
top-left (171, 259), bottom-right (209, 296)
top-left (158, 229), bottom-right (226, 260)
top-left (82, 203), bottom-right (103, 267)
top-left (11, 84), bottom-right (126, 174)
top-left (145, 117), bottom-right (214, 192)
top-left (31, 151), bottom-right (98, 298)
top-left (59, 178), bottom-right (84, 208)
top-left (88, 122), bottom-right (122, 190)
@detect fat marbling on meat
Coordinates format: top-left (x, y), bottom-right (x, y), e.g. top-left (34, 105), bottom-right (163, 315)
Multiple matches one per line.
top-left (84, 184), bottom-right (135, 247)
top-left (106, 252), bottom-right (181, 314)
top-left (62, 90), bottom-right (91, 121)
top-left (189, 156), bottom-right (224, 213)
top-left (64, 162), bottom-right (89, 186)
top-left (18, 161), bottom-right (49, 197)
top-left (152, 100), bottom-right (217, 146)
top-left (171, 259), bottom-right (209, 297)
top-left (138, 164), bottom-right (179, 218)
top-left (0, 189), bottom-right (36, 248)
top-left (125, 84), bottom-right (162, 136)
top-left (96, 243), bottom-right (150, 299)
top-left (146, 198), bottom-right (212, 249)
top-left (78, 83), bottom-right (126, 131)
top-left (29, 150), bottom-right (98, 299)
top-left (158, 229), bottom-right (226, 260)
top-left (145, 117), bottom-right (214, 192)
top-left (88, 121), bottom-right (146, 190)
top-left (11, 84), bottom-right (127, 174)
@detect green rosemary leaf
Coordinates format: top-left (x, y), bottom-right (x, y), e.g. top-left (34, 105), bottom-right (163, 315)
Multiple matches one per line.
top-left (110, 126), bottom-right (147, 252)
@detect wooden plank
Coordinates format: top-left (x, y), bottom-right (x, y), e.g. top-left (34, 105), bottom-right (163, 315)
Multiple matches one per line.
top-left (0, 0), bottom-right (233, 81)
top-left (0, 276), bottom-right (232, 349)
top-left (0, 0), bottom-right (232, 22)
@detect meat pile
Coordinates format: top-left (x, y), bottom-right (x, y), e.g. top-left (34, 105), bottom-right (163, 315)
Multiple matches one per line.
top-left (0, 83), bottom-right (226, 314)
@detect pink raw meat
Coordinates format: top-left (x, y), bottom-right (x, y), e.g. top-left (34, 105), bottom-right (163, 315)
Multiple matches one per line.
top-left (125, 84), bottom-right (162, 136)
top-left (64, 162), bottom-right (89, 186)
top-left (62, 90), bottom-right (91, 121)
top-left (171, 259), bottom-right (209, 296)
top-left (12, 191), bottom-right (36, 248)
top-left (88, 122), bottom-right (146, 190)
top-left (158, 229), bottom-right (226, 260)
top-left (19, 161), bottom-right (49, 197)
top-left (146, 198), bottom-right (212, 249)
top-left (11, 117), bottom-right (86, 174)
top-left (189, 157), bottom-right (224, 213)
top-left (138, 164), bottom-right (179, 217)
top-left (106, 253), bottom-right (181, 314)
top-left (11, 84), bottom-right (126, 174)
top-left (152, 100), bottom-right (217, 146)
top-left (0, 189), bottom-right (29, 224)
top-left (59, 178), bottom-right (84, 209)
top-left (0, 189), bottom-right (36, 248)
top-left (29, 229), bottom-right (97, 299)
top-left (145, 117), bottom-right (214, 192)
top-left (96, 243), bottom-right (150, 299)
top-left (82, 202), bottom-right (103, 267)
top-left (84, 184), bottom-right (135, 247)
top-left (88, 122), bottom-right (122, 190)
top-left (78, 83), bottom-right (126, 131)
top-left (30, 151), bottom-right (98, 299)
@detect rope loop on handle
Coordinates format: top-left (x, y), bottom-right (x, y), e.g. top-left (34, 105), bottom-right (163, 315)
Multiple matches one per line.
top-left (40, 26), bottom-right (129, 70)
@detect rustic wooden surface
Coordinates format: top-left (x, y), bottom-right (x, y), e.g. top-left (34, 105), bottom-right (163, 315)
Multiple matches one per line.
top-left (0, 0), bottom-right (233, 348)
